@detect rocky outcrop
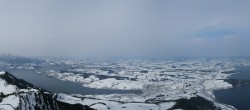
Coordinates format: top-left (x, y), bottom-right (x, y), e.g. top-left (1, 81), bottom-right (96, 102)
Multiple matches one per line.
top-left (0, 71), bottom-right (93, 110)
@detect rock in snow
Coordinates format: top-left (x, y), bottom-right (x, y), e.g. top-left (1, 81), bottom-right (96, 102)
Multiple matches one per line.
top-left (0, 71), bottom-right (93, 110)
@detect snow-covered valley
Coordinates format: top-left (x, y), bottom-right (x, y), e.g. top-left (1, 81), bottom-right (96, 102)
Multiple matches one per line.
top-left (1, 56), bottom-right (250, 110)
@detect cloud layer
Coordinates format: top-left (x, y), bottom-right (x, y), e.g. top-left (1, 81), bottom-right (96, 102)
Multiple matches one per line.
top-left (0, 0), bottom-right (250, 57)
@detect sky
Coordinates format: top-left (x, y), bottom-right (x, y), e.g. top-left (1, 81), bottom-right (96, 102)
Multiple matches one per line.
top-left (0, 0), bottom-right (250, 58)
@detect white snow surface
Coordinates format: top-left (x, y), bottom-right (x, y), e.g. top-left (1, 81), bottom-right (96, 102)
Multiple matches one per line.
top-left (0, 71), bottom-right (38, 110)
top-left (0, 76), bottom-right (18, 95)
top-left (0, 71), bottom-right (5, 75)
top-left (0, 95), bottom-right (19, 110)
top-left (56, 93), bottom-right (175, 110)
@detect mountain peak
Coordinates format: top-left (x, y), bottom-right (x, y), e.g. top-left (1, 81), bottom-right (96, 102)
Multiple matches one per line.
top-left (0, 71), bottom-right (6, 75)
top-left (0, 71), bottom-right (38, 90)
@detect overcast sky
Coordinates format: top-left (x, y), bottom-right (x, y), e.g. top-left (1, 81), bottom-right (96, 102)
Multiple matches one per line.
top-left (0, 0), bottom-right (250, 58)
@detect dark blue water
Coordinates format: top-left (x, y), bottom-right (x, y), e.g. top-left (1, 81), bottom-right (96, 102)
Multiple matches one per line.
top-left (0, 68), bottom-right (142, 95)
top-left (214, 66), bottom-right (250, 110)
top-left (230, 66), bottom-right (250, 80)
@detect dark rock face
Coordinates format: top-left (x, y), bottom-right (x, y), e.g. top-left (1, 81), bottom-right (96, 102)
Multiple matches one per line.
top-left (0, 72), bottom-right (38, 89)
top-left (56, 101), bottom-right (92, 110)
top-left (170, 96), bottom-right (220, 110)
top-left (0, 71), bottom-right (93, 110)
top-left (145, 95), bottom-right (219, 110)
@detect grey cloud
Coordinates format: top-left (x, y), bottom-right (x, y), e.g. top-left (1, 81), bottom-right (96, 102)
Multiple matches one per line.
top-left (0, 0), bottom-right (250, 57)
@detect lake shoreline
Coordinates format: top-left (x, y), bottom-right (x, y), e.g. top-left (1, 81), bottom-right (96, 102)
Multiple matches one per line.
top-left (214, 66), bottom-right (250, 110)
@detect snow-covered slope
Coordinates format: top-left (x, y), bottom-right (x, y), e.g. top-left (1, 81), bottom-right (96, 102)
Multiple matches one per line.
top-left (0, 71), bottom-right (93, 110)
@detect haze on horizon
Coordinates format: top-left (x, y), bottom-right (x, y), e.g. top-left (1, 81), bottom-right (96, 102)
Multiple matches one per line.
top-left (0, 0), bottom-right (250, 58)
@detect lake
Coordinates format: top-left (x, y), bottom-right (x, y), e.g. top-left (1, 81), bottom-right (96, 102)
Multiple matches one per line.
top-left (0, 67), bottom-right (142, 95)
top-left (214, 66), bottom-right (250, 110)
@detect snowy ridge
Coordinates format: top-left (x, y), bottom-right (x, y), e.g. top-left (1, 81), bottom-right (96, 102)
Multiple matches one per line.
top-left (0, 71), bottom-right (93, 110)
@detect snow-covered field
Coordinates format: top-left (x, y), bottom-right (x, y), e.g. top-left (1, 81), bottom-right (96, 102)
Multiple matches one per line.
top-left (1, 57), bottom-right (250, 109)
top-left (57, 93), bottom-right (176, 110)
top-left (32, 58), bottom-right (250, 109)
